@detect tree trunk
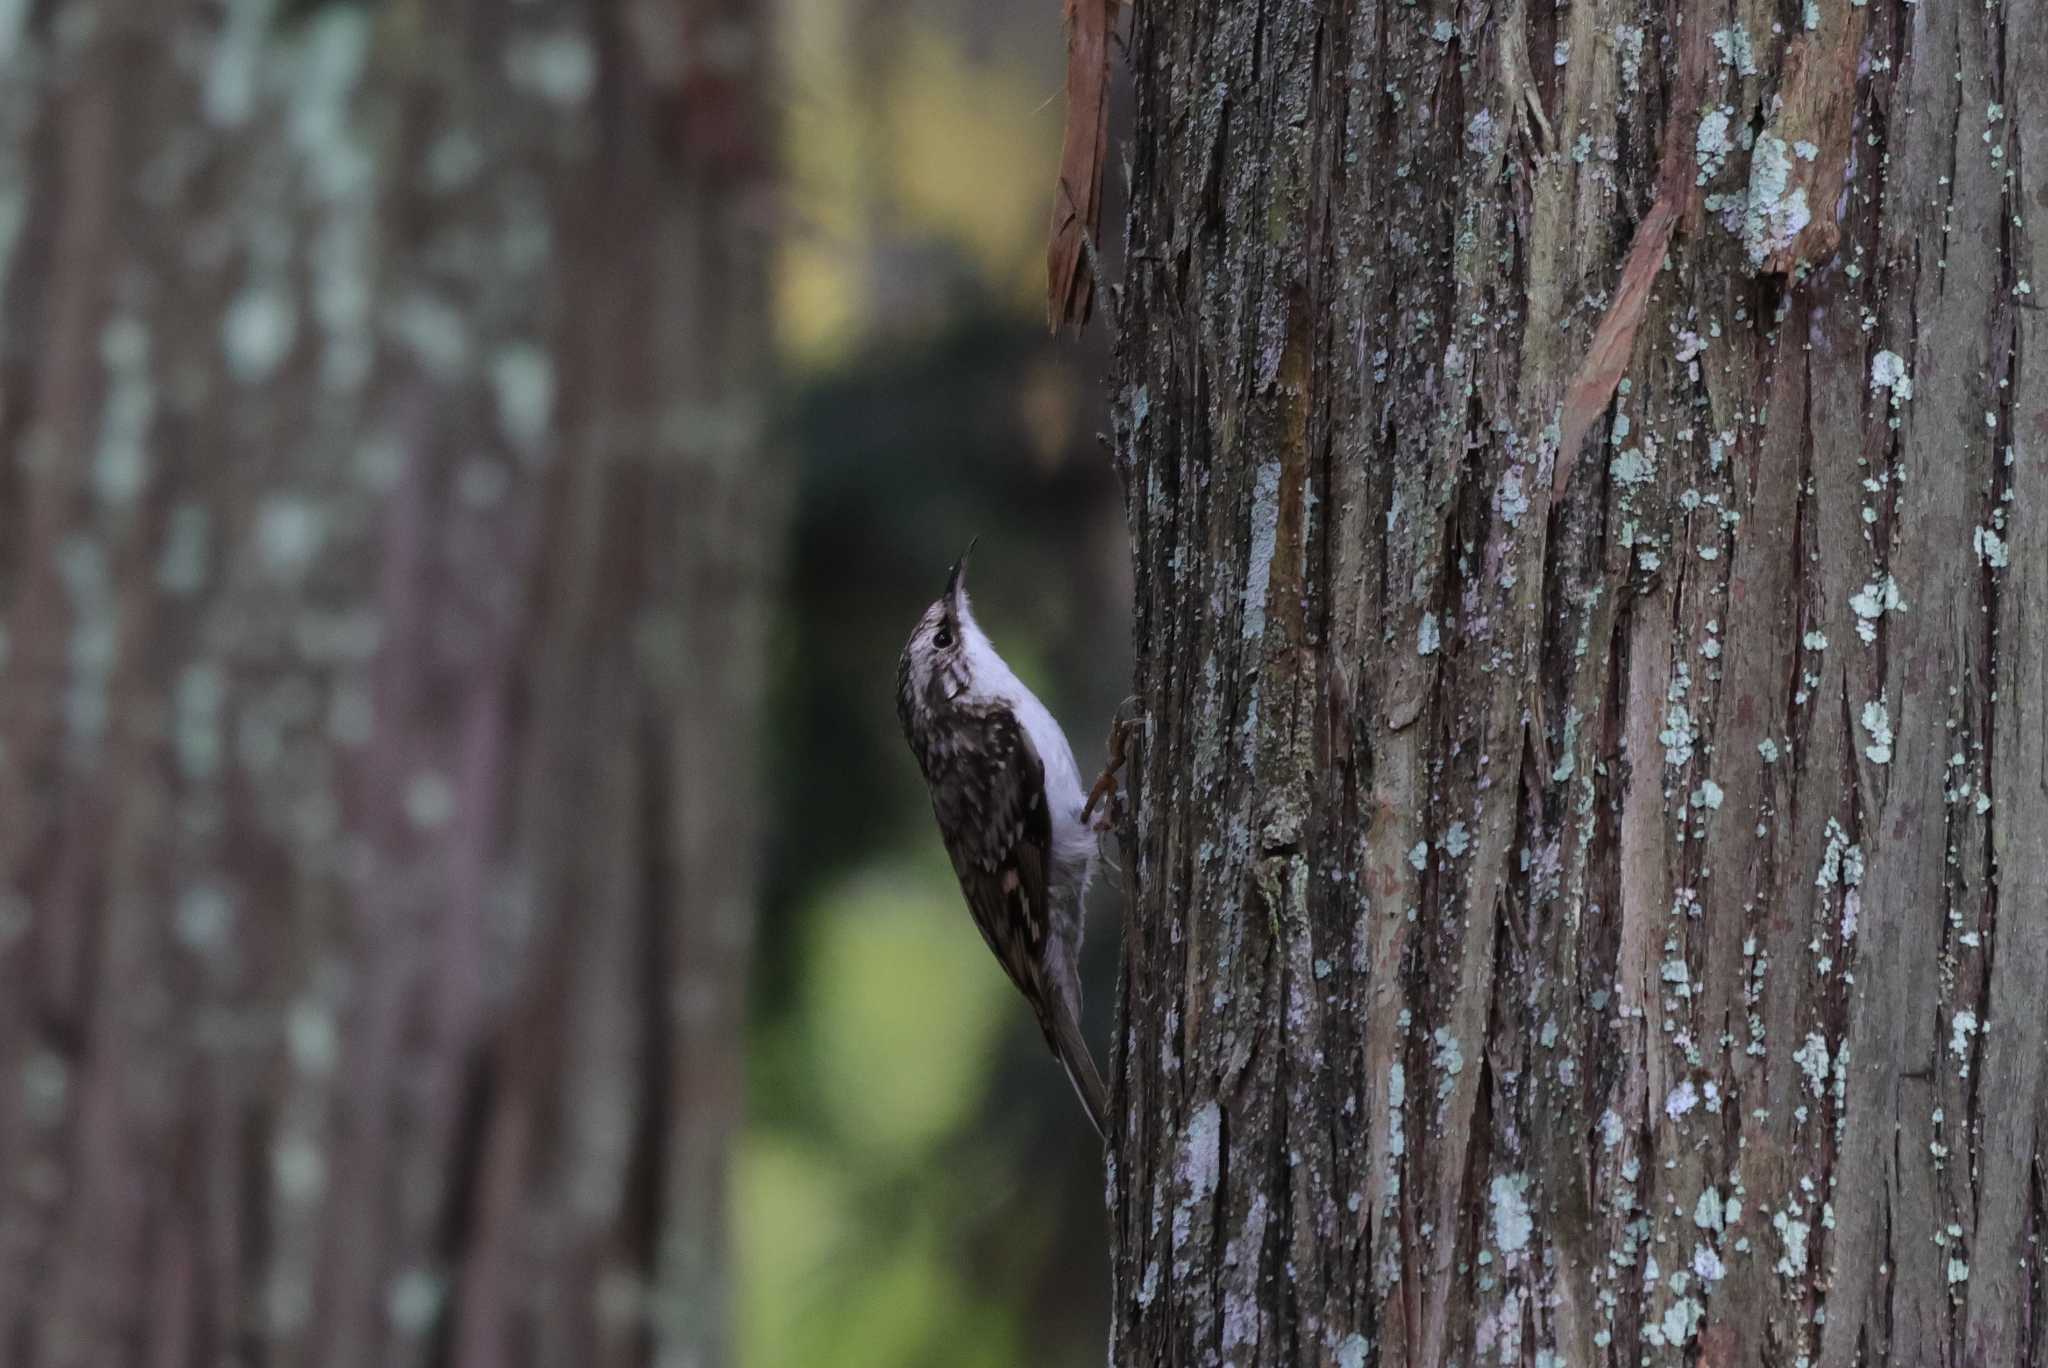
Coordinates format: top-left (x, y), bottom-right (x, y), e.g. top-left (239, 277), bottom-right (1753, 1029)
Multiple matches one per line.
top-left (0, 3), bottom-right (777, 1365)
top-left (1107, 2), bottom-right (2042, 1364)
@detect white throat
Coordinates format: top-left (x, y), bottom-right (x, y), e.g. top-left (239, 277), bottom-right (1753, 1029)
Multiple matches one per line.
top-left (956, 609), bottom-right (1088, 822)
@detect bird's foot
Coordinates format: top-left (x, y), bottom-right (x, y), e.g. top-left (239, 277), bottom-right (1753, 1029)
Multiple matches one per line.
top-left (1082, 715), bottom-right (1139, 832)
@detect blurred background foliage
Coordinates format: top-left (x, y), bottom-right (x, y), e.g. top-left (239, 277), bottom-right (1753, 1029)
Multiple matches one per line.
top-left (746, 0), bottom-right (1130, 1363)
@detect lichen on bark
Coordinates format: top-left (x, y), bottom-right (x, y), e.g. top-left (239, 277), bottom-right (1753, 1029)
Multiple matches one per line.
top-left (0, 2), bottom-right (779, 1363)
top-left (1107, 2), bottom-right (2046, 1364)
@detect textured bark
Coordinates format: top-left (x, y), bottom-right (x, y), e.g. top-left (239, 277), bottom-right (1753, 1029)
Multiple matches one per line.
top-left (1107, 2), bottom-right (2042, 1364)
top-left (0, 2), bottom-right (777, 1365)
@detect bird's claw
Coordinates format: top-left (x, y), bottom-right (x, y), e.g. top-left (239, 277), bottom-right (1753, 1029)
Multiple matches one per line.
top-left (1083, 772), bottom-right (1121, 833)
top-left (1082, 715), bottom-right (1139, 832)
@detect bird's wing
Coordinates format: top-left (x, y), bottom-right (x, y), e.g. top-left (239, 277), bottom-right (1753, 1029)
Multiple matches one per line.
top-left (936, 706), bottom-right (1053, 996)
top-left (933, 706), bottom-right (1109, 1139)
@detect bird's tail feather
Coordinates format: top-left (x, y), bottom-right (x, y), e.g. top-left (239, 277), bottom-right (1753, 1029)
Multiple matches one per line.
top-left (1047, 1007), bottom-right (1110, 1141)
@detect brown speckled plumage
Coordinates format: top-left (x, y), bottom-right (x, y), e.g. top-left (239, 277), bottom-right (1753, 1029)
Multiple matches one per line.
top-left (896, 549), bottom-right (1108, 1137)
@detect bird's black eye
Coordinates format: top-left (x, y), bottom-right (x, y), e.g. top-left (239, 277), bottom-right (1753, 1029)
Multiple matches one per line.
top-left (934, 626), bottom-right (954, 649)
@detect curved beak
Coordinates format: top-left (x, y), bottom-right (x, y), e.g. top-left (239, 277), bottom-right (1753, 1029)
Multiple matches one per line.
top-left (944, 537), bottom-right (978, 605)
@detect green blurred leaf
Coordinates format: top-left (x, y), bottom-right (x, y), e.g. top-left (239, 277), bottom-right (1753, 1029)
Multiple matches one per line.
top-left (736, 1135), bottom-right (853, 1314)
top-left (803, 859), bottom-right (1010, 1156)
top-left (736, 1131), bottom-right (1024, 1368)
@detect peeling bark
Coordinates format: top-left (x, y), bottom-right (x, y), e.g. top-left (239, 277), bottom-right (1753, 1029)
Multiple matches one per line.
top-left (0, 2), bottom-right (778, 1364)
top-left (1107, 2), bottom-right (2043, 1363)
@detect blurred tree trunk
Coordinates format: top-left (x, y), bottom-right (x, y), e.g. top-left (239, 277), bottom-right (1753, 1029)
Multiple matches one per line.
top-left (1107, 2), bottom-right (2042, 1364)
top-left (0, 2), bottom-right (778, 1365)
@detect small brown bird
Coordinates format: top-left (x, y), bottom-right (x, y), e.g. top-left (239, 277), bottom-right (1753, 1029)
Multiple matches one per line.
top-left (895, 545), bottom-right (1110, 1137)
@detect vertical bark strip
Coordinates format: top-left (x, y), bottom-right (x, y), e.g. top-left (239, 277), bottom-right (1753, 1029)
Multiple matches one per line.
top-left (0, 2), bottom-right (778, 1364)
top-left (1110, 1), bottom-right (2043, 1363)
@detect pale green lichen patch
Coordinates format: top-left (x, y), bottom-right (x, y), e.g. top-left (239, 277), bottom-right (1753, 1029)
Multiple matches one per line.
top-left (404, 772), bottom-right (457, 829)
top-left (1743, 135), bottom-right (1811, 267)
top-left (174, 883), bottom-right (236, 952)
top-left (1949, 1010), bottom-right (1978, 1065)
top-left (1659, 704), bottom-right (1697, 767)
top-left (0, 0), bottom-right (29, 62)
top-left (272, 1133), bottom-right (327, 1203)
top-left (255, 496), bottom-right (327, 580)
top-left (223, 286), bottom-right (300, 383)
top-left (327, 682), bottom-right (374, 747)
top-left (1490, 1173), bottom-right (1533, 1254)
top-left (286, 999), bottom-right (340, 1075)
top-left (1710, 25), bottom-right (1758, 74)
top-left (1696, 109), bottom-right (1735, 183)
top-left (267, 1272), bottom-right (313, 1334)
top-left (157, 504), bottom-right (211, 596)
top-left (1243, 460), bottom-right (1281, 646)
top-left (1386, 1062), bottom-right (1406, 1159)
top-left (1858, 699), bottom-right (1892, 764)
top-left (505, 29), bottom-right (598, 106)
top-left (387, 293), bottom-right (470, 377)
top-left (1650, 1293), bottom-right (1703, 1347)
top-left (1431, 1029), bottom-right (1464, 1100)
top-left (57, 536), bottom-right (117, 745)
top-left (311, 215), bottom-right (374, 391)
top-left (353, 435), bottom-right (409, 492)
top-left (0, 182), bottom-right (24, 316)
top-left (491, 343), bottom-right (556, 456)
top-left (282, 5), bottom-right (373, 208)
top-left (1869, 349), bottom-right (1913, 402)
top-left (1794, 1032), bottom-right (1831, 1094)
top-left (174, 662), bottom-right (226, 780)
top-left (93, 316), bottom-right (156, 506)
top-left (1772, 1207), bottom-right (1811, 1277)
top-left (1849, 575), bottom-right (1905, 642)
top-left (1611, 446), bottom-right (1654, 485)
top-left (1135, 1260), bottom-right (1160, 1308)
top-left (1170, 1099), bottom-right (1223, 1263)
top-left (1590, 28), bottom-right (1634, 97)
top-left (19, 1050), bottom-right (69, 1125)
top-left (1496, 465), bottom-right (1529, 526)
top-left (204, 0), bottom-right (274, 128)
top-left (1817, 817), bottom-right (1863, 889)
top-left (386, 1267), bottom-right (448, 1335)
